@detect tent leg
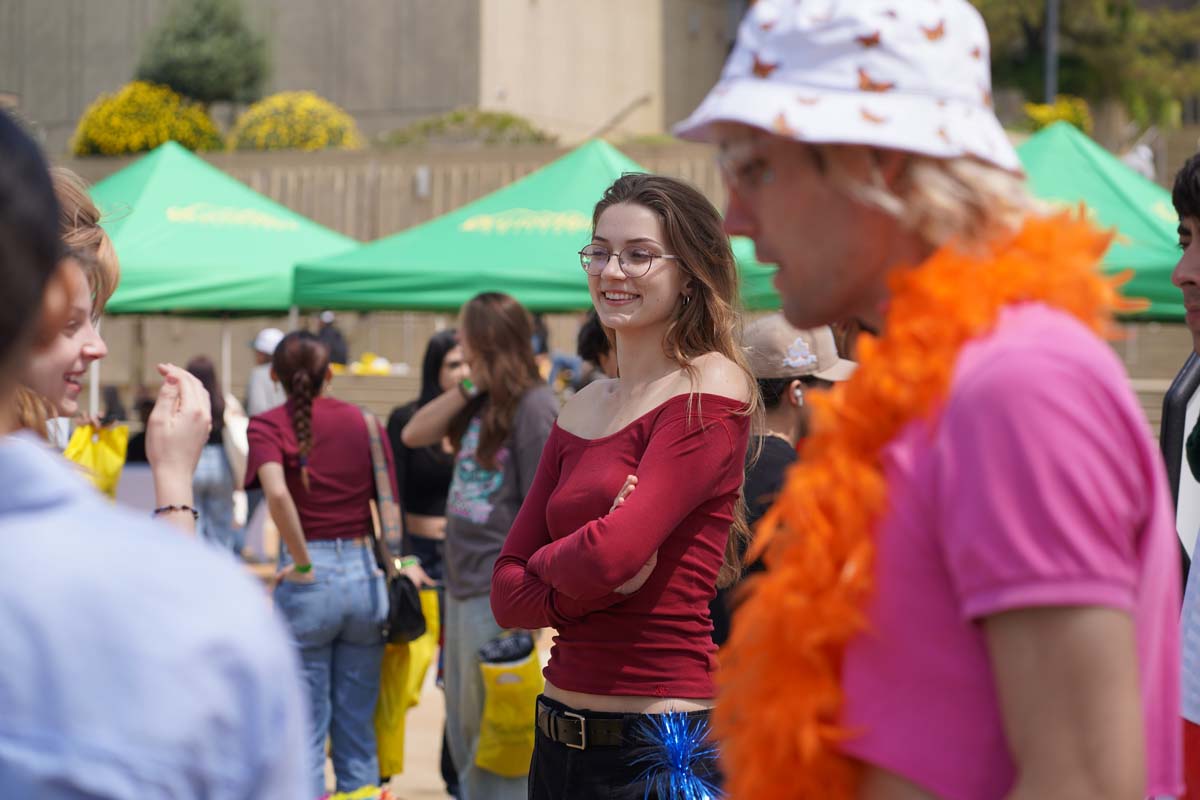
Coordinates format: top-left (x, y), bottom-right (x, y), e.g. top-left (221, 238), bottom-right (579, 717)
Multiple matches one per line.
top-left (89, 359), bottom-right (101, 418)
top-left (131, 317), bottom-right (145, 391)
top-left (288, 305), bottom-right (299, 331)
top-left (221, 320), bottom-right (232, 398)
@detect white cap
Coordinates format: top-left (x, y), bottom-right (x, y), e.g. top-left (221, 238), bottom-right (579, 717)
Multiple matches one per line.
top-left (674, 0), bottom-right (1020, 173)
top-left (320, 310), bottom-right (335, 324)
top-left (743, 314), bottom-right (856, 382)
top-left (252, 327), bottom-right (285, 356)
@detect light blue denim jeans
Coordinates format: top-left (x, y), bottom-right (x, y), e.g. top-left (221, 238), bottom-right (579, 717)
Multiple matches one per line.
top-left (192, 443), bottom-right (238, 552)
top-left (444, 591), bottom-right (528, 800)
top-left (275, 538), bottom-right (387, 799)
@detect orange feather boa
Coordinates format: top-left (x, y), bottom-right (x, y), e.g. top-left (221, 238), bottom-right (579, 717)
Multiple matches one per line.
top-left (715, 213), bottom-right (1139, 798)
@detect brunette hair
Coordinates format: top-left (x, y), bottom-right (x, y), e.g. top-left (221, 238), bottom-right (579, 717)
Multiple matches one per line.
top-left (757, 376), bottom-right (833, 410)
top-left (2, 113), bottom-right (63, 438)
top-left (1174, 152), bottom-right (1200, 221)
top-left (185, 355), bottom-right (225, 439)
top-left (51, 168), bottom-right (119, 316)
top-left (272, 331), bottom-right (330, 491)
top-left (592, 174), bottom-right (755, 392)
top-left (418, 328), bottom-right (461, 407)
top-left (576, 308), bottom-right (612, 368)
top-left (0, 112), bottom-right (62, 373)
top-left (451, 292), bottom-right (542, 470)
top-left (592, 173), bottom-right (759, 588)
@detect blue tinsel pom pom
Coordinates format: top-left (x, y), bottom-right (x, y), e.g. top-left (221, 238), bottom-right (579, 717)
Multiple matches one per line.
top-left (631, 711), bottom-right (723, 800)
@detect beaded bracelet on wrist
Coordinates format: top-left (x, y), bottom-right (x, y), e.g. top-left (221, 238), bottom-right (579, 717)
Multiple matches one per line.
top-left (152, 504), bottom-right (200, 521)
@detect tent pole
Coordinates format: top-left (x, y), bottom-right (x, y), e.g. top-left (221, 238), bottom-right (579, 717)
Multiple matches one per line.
top-left (131, 317), bottom-right (145, 391)
top-left (221, 319), bottom-right (232, 398)
top-left (288, 305), bottom-right (299, 331)
top-left (88, 317), bottom-right (102, 416)
top-left (1044, 0), bottom-right (1059, 103)
top-left (89, 359), bottom-right (101, 418)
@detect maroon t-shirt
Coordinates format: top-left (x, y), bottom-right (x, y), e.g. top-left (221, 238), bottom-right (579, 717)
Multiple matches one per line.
top-left (246, 396), bottom-right (399, 541)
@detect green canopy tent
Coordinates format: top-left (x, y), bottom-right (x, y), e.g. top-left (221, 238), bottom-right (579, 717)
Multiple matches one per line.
top-left (94, 140), bottom-right (355, 314)
top-left (293, 139), bottom-right (780, 312)
top-left (90, 140), bottom-right (355, 393)
top-left (1017, 122), bottom-right (1182, 320)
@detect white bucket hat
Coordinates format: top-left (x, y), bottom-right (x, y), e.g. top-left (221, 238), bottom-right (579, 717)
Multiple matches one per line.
top-left (674, 0), bottom-right (1020, 173)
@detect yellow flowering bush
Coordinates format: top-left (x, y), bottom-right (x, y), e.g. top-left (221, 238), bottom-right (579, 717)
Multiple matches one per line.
top-left (71, 81), bottom-right (222, 156)
top-left (1024, 95), bottom-right (1094, 135)
top-left (229, 91), bottom-right (363, 151)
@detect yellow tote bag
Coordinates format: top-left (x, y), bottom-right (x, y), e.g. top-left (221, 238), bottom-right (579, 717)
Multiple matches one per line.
top-left (64, 423), bottom-right (129, 499)
top-left (374, 588), bottom-right (440, 777)
top-left (475, 637), bottom-right (543, 778)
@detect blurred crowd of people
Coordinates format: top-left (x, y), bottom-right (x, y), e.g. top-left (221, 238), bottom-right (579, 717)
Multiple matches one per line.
top-left (5, 1), bottom-right (1200, 799)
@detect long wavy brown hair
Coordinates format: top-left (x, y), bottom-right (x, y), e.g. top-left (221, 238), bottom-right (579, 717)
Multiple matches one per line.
top-left (449, 292), bottom-right (543, 470)
top-left (592, 173), bottom-right (760, 588)
top-left (272, 331), bottom-right (330, 492)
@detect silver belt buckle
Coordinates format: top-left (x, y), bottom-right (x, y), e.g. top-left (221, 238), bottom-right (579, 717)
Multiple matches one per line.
top-left (561, 710), bottom-right (587, 750)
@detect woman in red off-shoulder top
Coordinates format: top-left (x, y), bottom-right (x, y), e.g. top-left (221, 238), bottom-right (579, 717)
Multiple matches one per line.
top-left (491, 174), bottom-right (757, 799)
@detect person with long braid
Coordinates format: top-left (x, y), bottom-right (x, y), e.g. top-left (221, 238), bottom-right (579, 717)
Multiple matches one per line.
top-left (245, 330), bottom-right (399, 799)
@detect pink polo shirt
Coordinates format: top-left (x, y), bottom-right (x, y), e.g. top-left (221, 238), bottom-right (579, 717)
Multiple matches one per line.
top-left (840, 303), bottom-right (1181, 799)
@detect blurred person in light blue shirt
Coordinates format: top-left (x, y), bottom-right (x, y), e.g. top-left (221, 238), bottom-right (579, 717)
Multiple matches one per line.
top-left (0, 110), bottom-right (309, 799)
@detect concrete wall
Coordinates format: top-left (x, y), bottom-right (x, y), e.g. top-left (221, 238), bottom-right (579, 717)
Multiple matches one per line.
top-left (2, 0), bottom-right (740, 153)
top-left (478, 0), bottom-right (665, 143)
top-left (660, 0), bottom-right (737, 132)
top-left (1, 0), bottom-right (481, 154)
top-left (476, 0), bottom-right (734, 143)
top-left (267, 0), bottom-right (480, 134)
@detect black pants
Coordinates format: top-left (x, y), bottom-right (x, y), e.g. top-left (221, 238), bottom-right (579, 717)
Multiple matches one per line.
top-left (528, 696), bottom-right (721, 800)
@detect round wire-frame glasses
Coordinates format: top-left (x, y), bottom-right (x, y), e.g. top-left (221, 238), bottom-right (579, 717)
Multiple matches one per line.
top-left (578, 245), bottom-right (681, 278)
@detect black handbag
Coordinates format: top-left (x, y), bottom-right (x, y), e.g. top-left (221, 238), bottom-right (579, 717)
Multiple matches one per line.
top-left (363, 409), bottom-right (428, 644)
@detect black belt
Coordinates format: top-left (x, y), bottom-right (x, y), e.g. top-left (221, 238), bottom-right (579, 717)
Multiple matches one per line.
top-left (535, 700), bottom-right (628, 750)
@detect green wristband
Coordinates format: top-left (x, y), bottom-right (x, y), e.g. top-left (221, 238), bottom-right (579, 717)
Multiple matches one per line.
top-left (294, 563), bottom-right (313, 574)
top-left (399, 556), bottom-right (421, 570)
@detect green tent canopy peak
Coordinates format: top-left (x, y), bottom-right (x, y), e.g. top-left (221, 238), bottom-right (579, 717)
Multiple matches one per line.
top-left (92, 140), bottom-right (355, 315)
top-left (294, 139), bottom-right (780, 313)
top-left (1017, 122), bottom-right (1182, 321)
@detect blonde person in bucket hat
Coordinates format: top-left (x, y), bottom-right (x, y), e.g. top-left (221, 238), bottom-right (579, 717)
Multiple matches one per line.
top-left (677, 2), bottom-right (1183, 799)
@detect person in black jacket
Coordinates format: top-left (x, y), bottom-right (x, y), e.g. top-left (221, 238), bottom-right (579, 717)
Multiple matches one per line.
top-left (316, 310), bottom-right (349, 365)
top-left (1171, 149), bottom-right (1200, 795)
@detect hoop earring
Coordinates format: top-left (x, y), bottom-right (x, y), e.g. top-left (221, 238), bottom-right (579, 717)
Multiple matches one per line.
top-left (683, 294), bottom-right (691, 306)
